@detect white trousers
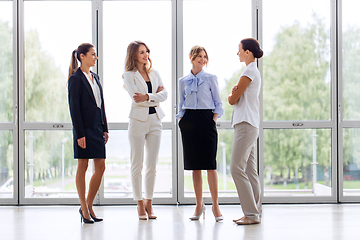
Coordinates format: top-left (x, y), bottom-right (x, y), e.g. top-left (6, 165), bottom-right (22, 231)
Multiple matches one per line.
top-left (128, 114), bottom-right (162, 201)
top-left (230, 122), bottom-right (262, 222)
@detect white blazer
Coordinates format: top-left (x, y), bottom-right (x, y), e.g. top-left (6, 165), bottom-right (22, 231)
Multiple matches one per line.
top-left (123, 69), bottom-right (168, 121)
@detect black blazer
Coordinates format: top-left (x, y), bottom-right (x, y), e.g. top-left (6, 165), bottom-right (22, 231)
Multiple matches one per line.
top-left (68, 68), bottom-right (108, 140)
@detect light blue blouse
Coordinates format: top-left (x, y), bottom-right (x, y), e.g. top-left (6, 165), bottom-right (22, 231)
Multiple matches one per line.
top-left (176, 70), bottom-right (224, 119)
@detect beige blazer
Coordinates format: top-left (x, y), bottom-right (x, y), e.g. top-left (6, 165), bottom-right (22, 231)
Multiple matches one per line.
top-left (123, 69), bottom-right (168, 121)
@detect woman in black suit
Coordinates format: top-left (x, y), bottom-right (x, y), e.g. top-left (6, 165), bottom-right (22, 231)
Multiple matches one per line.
top-left (68, 43), bottom-right (109, 224)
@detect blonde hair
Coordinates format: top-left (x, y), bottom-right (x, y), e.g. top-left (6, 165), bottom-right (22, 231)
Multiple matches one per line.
top-left (189, 45), bottom-right (208, 66)
top-left (124, 41), bottom-right (152, 73)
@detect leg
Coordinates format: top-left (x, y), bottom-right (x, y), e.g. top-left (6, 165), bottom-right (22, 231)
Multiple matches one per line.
top-left (137, 200), bottom-right (147, 219)
top-left (129, 134), bottom-right (146, 216)
top-left (86, 158), bottom-right (106, 217)
top-left (245, 145), bottom-right (262, 217)
top-left (128, 118), bottom-right (149, 217)
top-left (128, 118), bottom-right (147, 202)
top-left (192, 170), bottom-right (203, 215)
top-left (144, 115), bottom-right (162, 215)
top-left (207, 170), bottom-right (222, 218)
top-left (76, 159), bottom-right (90, 219)
top-left (230, 122), bottom-right (260, 222)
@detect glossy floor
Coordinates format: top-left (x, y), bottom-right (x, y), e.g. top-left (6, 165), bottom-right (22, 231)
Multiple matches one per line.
top-left (1, 204), bottom-right (359, 240)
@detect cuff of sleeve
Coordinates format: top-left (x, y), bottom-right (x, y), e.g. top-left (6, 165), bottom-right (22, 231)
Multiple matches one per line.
top-left (148, 93), bottom-right (156, 103)
top-left (213, 108), bottom-right (224, 118)
top-left (176, 111), bottom-right (185, 120)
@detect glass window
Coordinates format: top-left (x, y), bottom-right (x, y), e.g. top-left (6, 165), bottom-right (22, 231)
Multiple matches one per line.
top-left (342, 0), bottom-right (360, 120)
top-left (103, 0), bottom-right (172, 123)
top-left (104, 130), bottom-right (172, 199)
top-left (24, 1), bottom-right (92, 122)
top-left (0, 0), bottom-right (13, 123)
top-left (0, 130), bottom-right (13, 198)
top-left (183, 0), bottom-right (251, 121)
top-left (263, 129), bottom-right (332, 197)
top-left (263, 0), bottom-right (331, 121)
top-left (343, 128), bottom-right (360, 196)
top-left (24, 130), bottom-right (78, 198)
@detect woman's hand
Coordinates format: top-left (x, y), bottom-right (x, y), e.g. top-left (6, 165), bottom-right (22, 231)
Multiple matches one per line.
top-left (77, 137), bottom-right (86, 149)
top-left (103, 132), bottom-right (109, 144)
top-left (156, 86), bottom-right (164, 93)
top-left (213, 113), bottom-right (219, 123)
top-left (133, 93), bottom-right (149, 103)
top-left (232, 85), bottom-right (238, 94)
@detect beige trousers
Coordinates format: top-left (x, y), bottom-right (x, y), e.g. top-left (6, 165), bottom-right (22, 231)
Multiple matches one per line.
top-left (128, 114), bottom-right (162, 201)
top-left (230, 122), bottom-right (262, 222)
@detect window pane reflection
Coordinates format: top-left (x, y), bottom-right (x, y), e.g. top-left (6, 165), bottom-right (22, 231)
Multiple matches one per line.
top-left (24, 1), bottom-right (91, 122)
top-left (342, 0), bottom-right (360, 120)
top-left (343, 128), bottom-right (360, 196)
top-left (264, 129), bottom-right (332, 197)
top-left (24, 130), bottom-right (79, 198)
top-left (263, 0), bottom-right (331, 121)
top-left (0, 130), bottom-right (13, 198)
top-left (0, 1), bottom-right (13, 123)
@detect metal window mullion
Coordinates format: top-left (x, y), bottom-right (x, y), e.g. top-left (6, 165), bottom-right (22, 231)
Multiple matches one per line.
top-left (172, 0), bottom-right (179, 205)
top-left (18, 0), bottom-right (26, 205)
top-left (331, 0), bottom-right (339, 202)
top-left (256, 0), bottom-right (265, 202)
top-left (176, 0), bottom-right (185, 204)
top-left (336, 0), bottom-right (360, 203)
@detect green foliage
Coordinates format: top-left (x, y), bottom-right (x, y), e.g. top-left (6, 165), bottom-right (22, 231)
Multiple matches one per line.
top-left (0, 21), bottom-right (13, 123)
top-left (0, 21), bottom-right (14, 184)
top-left (262, 15), bottom-right (332, 185)
top-left (0, 20), bottom-right (75, 185)
top-left (342, 25), bottom-right (360, 120)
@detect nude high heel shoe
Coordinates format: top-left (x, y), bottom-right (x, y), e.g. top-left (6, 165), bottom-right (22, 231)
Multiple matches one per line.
top-left (212, 205), bottom-right (223, 222)
top-left (189, 203), bottom-right (206, 220)
top-left (137, 206), bottom-right (148, 220)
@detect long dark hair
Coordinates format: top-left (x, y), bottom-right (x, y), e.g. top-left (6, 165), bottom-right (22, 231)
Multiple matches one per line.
top-left (68, 43), bottom-right (94, 79)
top-left (241, 38), bottom-right (263, 59)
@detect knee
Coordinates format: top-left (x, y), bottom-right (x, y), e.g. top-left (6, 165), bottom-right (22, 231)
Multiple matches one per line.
top-left (77, 161), bottom-right (89, 173)
top-left (207, 170), bottom-right (217, 175)
top-left (230, 163), bottom-right (245, 176)
top-left (96, 163), bottom-right (106, 175)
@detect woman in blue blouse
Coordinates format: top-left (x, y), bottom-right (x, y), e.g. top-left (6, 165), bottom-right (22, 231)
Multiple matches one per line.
top-left (177, 46), bottom-right (224, 221)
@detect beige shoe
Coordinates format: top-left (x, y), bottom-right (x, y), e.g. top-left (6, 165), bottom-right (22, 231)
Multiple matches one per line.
top-left (137, 206), bottom-right (148, 220)
top-left (236, 217), bottom-right (260, 225)
top-left (145, 207), bottom-right (157, 219)
top-left (233, 216), bottom-right (245, 222)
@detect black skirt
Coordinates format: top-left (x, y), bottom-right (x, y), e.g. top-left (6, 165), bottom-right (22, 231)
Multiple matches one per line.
top-left (179, 109), bottom-right (218, 170)
top-left (73, 108), bottom-right (106, 159)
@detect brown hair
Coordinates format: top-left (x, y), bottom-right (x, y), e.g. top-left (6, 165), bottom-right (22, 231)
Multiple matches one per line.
top-left (189, 45), bottom-right (208, 66)
top-left (68, 43), bottom-right (94, 79)
top-left (124, 41), bottom-right (152, 73)
top-left (240, 38), bottom-right (263, 59)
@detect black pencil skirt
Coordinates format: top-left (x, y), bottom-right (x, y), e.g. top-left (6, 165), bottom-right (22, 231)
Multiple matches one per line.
top-left (73, 108), bottom-right (106, 159)
top-left (179, 109), bottom-right (218, 170)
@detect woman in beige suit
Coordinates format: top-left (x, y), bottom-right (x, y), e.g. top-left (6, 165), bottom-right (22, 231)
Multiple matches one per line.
top-left (123, 41), bottom-right (167, 220)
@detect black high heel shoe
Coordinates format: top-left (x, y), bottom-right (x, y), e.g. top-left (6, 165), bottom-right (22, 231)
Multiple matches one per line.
top-left (90, 212), bottom-right (103, 222)
top-left (79, 208), bottom-right (94, 224)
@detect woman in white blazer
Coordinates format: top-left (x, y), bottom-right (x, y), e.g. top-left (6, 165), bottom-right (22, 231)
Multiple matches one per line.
top-left (123, 41), bottom-right (167, 220)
